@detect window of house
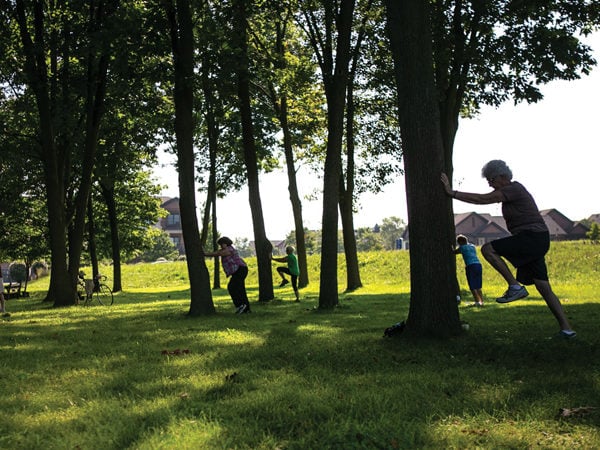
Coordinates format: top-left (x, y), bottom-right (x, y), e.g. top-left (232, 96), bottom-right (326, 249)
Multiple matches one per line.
top-left (167, 214), bottom-right (181, 226)
top-left (171, 237), bottom-right (180, 247)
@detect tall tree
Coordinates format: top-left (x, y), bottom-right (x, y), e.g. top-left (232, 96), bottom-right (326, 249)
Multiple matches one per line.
top-left (163, 0), bottom-right (215, 315)
top-left (7, 0), bottom-right (117, 306)
top-left (231, 0), bottom-right (274, 302)
top-left (248, 0), bottom-right (322, 289)
top-left (300, 0), bottom-right (355, 309)
top-left (384, 0), bottom-right (461, 337)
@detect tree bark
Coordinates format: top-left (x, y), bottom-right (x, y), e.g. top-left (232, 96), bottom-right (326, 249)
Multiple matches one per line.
top-left (277, 94), bottom-right (309, 288)
top-left (317, 0), bottom-right (355, 309)
top-left (87, 195), bottom-right (99, 279)
top-left (14, 0), bottom-right (78, 305)
top-left (200, 52), bottom-right (221, 289)
top-left (384, 0), bottom-right (461, 337)
top-left (100, 183), bottom-right (122, 292)
top-left (339, 78), bottom-right (362, 292)
top-left (232, 0), bottom-right (274, 302)
top-left (164, 0), bottom-right (215, 315)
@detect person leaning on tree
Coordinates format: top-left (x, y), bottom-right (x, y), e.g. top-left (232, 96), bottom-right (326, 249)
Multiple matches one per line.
top-left (272, 245), bottom-right (300, 302)
top-left (204, 236), bottom-right (251, 314)
top-left (441, 159), bottom-right (576, 339)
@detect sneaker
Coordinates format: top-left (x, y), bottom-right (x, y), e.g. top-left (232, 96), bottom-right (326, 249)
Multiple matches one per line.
top-left (467, 302), bottom-right (484, 307)
top-left (558, 329), bottom-right (577, 339)
top-left (279, 279), bottom-right (289, 287)
top-left (496, 286), bottom-right (528, 303)
top-left (236, 304), bottom-right (247, 314)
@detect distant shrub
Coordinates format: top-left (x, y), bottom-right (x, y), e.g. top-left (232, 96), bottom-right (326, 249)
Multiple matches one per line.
top-left (9, 262), bottom-right (27, 283)
top-left (31, 261), bottom-right (49, 279)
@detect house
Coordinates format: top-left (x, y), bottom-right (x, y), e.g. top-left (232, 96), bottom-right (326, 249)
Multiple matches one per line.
top-left (454, 212), bottom-right (510, 246)
top-left (587, 213), bottom-right (600, 226)
top-left (158, 197), bottom-right (185, 254)
top-left (157, 197), bottom-right (289, 256)
top-left (400, 209), bottom-right (589, 249)
top-left (540, 209), bottom-right (589, 241)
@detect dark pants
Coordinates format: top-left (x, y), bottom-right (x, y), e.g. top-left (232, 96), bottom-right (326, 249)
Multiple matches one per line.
top-left (277, 266), bottom-right (298, 291)
top-left (228, 265), bottom-right (250, 309)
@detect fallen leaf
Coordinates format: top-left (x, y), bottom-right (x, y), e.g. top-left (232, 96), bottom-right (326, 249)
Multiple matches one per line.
top-left (559, 406), bottom-right (597, 418)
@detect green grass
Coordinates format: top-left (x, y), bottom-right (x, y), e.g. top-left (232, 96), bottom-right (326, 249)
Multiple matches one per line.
top-left (1, 242), bottom-right (599, 449)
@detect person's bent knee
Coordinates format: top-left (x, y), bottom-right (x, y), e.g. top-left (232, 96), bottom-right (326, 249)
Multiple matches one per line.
top-left (481, 243), bottom-right (494, 258)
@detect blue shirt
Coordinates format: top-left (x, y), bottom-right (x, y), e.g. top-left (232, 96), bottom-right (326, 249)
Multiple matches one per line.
top-left (459, 243), bottom-right (481, 266)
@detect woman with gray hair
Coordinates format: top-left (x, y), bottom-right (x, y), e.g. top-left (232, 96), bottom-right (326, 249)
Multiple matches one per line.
top-left (441, 160), bottom-right (576, 338)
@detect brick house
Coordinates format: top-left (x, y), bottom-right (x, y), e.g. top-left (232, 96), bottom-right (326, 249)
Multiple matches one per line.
top-left (158, 197), bottom-right (185, 254)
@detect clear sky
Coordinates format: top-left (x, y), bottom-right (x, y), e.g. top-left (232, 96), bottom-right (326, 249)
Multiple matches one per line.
top-left (154, 33), bottom-right (600, 241)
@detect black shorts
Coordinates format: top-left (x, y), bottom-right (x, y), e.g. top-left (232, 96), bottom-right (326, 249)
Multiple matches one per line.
top-left (491, 231), bottom-right (550, 285)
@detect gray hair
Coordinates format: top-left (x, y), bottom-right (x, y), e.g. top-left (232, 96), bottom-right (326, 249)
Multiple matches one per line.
top-left (481, 160), bottom-right (513, 180)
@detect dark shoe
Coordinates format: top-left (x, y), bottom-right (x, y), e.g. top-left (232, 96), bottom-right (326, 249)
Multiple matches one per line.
top-left (496, 286), bottom-right (528, 303)
top-left (279, 279), bottom-right (289, 287)
top-left (235, 304), bottom-right (247, 314)
top-left (558, 329), bottom-right (576, 339)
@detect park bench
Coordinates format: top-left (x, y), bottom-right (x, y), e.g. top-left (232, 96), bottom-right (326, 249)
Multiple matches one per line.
top-left (3, 281), bottom-right (22, 299)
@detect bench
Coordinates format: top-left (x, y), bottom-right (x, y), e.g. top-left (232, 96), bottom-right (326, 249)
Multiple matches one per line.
top-left (3, 282), bottom-right (21, 299)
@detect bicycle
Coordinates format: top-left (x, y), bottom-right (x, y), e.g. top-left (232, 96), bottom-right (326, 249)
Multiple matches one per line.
top-left (78, 271), bottom-right (114, 306)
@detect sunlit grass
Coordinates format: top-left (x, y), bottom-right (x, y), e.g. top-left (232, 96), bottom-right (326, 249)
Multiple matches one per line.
top-left (1, 242), bottom-right (599, 449)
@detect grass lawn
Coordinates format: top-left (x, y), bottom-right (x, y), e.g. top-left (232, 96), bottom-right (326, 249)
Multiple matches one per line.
top-left (1, 242), bottom-right (599, 449)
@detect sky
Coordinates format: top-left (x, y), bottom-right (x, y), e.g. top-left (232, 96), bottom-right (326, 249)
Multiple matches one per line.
top-left (154, 33), bottom-right (600, 241)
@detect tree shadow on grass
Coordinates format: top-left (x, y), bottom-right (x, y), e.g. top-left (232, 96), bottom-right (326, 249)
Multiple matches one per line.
top-left (2, 290), bottom-right (599, 448)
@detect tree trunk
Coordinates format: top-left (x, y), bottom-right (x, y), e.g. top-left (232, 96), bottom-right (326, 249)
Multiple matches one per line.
top-left (233, 0), bottom-right (274, 302)
top-left (66, 46), bottom-right (109, 306)
top-left (317, 0), bottom-right (356, 309)
top-left (278, 95), bottom-right (309, 288)
top-left (87, 195), bottom-right (99, 278)
top-left (200, 53), bottom-right (221, 289)
top-left (14, 0), bottom-right (77, 305)
top-left (339, 79), bottom-right (362, 292)
top-left (384, 0), bottom-right (461, 337)
top-left (100, 183), bottom-right (122, 292)
top-left (164, 0), bottom-right (215, 316)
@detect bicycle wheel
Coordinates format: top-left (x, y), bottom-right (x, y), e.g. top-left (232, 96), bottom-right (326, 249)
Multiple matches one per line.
top-left (94, 284), bottom-right (114, 306)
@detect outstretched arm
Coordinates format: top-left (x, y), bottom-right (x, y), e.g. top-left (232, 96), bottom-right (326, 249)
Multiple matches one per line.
top-left (204, 247), bottom-right (232, 258)
top-left (440, 173), bottom-right (504, 205)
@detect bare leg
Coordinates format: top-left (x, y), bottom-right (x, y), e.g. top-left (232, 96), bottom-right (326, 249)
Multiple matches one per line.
top-left (471, 288), bottom-right (484, 305)
top-left (0, 293), bottom-right (5, 313)
top-left (533, 278), bottom-right (573, 331)
top-left (481, 243), bottom-right (519, 286)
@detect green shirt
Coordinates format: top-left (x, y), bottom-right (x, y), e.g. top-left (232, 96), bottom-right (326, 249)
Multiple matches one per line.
top-left (286, 253), bottom-right (300, 276)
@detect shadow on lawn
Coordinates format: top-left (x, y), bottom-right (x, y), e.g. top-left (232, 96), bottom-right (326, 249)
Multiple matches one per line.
top-left (2, 291), bottom-right (599, 448)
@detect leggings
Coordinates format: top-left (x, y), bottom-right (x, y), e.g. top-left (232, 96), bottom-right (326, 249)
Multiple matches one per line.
top-left (228, 265), bottom-right (249, 308)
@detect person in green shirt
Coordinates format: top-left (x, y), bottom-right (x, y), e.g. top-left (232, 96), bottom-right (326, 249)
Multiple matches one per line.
top-left (272, 245), bottom-right (300, 301)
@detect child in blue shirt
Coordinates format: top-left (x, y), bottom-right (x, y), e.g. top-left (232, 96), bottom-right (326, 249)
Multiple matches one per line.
top-left (455, 235), bottom-right (484, 306)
